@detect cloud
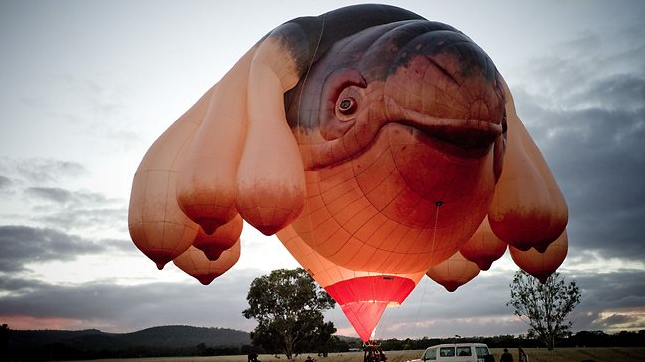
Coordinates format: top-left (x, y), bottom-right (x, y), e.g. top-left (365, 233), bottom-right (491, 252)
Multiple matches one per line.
top-left (23, 185), bottom-right (127, 234)
top-left (574, 270), bottom-right (645, 311)
top-left (0, 158), bottom-right (86, 192)
top-left (598, 313), bottom-right (635, 327)
top-left (573, 307), bottom-right (645, 333)
top-left (0, 275), bottom-right (46, 294)
top-left (0, 157), bottom-right (128, 238)
top-left (25, 187), bottom-right (74, 203)
top-left (0, 175), bottom-right (11, 190)
top-left (506, 26), bottom-right (645, 264)
top-left (0, 268), bottom-right (261, 333)
top-left (11, 158), bottom-right (87, 184)
top-left (0, 225), bottom-right (109, 272)
top-left (56, 74), bottom-right (144, 151)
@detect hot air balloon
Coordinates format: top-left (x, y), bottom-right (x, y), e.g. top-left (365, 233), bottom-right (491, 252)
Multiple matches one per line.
top-left (459, 217), bottom-right (507, 271)
top-left (128, 4), bottom-right (569, 342)
top-left (426, 251), bottom-right (481, 292)
top-left (509, 230), bottom-right (568, 283)
top-left (173, 241), bottom-right (241, 285)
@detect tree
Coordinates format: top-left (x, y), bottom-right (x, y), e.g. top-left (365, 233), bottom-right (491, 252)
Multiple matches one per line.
top-left (242, 268), bottom-right (336, 359)
top-left (1, 323), bottom-right (9, 355)
top-left (507, 270), bottom-right (581, 350)
top-left (299, 318), bottom-right (337, 356)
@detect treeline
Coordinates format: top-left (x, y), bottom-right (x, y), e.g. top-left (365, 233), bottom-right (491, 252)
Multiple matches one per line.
top-left (374, 330), bottom-right (645, 351)
top-left (561, 330), bottom-right (645, 347)
top-left (4, 342), bottom-right (261, 362)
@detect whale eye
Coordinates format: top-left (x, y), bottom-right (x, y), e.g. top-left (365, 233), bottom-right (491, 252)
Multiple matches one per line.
top-left (338, 97), bottom-right (357, 115)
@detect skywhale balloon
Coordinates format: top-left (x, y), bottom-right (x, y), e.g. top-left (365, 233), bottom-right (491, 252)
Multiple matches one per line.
top-left (128, 4), bottom-right (568, 341)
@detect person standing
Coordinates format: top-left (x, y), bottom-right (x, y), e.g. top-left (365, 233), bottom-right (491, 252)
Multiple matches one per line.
top-left (518, 346), bottom-right (528, 362)
top-left (500, 348), bottom-right (513, 362)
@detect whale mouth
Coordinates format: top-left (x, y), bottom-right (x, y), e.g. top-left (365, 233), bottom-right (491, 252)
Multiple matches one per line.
top-left (391, 106), bottom-right (504, 158)
top-left (403, 116), bottom-right (502, 147)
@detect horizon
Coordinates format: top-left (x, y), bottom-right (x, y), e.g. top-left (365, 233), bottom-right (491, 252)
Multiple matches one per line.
top-left (8, 322), bottom-right (642, 341)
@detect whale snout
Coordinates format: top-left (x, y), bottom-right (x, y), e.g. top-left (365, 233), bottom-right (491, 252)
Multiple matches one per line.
top-left (382, 29), bottom-right (506, 152)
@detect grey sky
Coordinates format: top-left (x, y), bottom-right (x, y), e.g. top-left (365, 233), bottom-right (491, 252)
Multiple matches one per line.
top-left (1, 0), bottom-right (644, 339)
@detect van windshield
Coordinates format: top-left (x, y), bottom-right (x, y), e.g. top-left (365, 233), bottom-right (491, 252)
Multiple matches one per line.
top-left (423, 348), bottom-right (436, 360)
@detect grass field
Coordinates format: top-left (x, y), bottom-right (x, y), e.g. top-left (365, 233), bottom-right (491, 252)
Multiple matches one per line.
top-left (69, 347), bottom-right (645, 362)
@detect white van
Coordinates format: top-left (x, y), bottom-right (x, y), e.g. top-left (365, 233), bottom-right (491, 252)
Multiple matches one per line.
top-left (407, 343), bottom-right (494, 362)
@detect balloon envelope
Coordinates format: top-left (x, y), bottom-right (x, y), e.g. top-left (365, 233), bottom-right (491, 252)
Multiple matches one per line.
top-left (192, 215), bottom-right (243, 260)
top-left (509, 230), bottom-right (568, 283)
top-left (175, 49), bottom-right (255, 235)
top-left (426, 251), bottom-right (481, 292)
top-left (459, 217), bottom-right (507, 271)
top-left (173, 241), bottom-right (241, 285)
top-left (285, 15), bottom-right (507, 274)
top-left (128, 89), bottom-right (215, 269)
top-left (488, 80), bottom-right (568, 253)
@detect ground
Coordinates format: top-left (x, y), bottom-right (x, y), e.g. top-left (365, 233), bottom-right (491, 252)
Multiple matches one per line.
top-left (63, 347), bottom-right (645, 362)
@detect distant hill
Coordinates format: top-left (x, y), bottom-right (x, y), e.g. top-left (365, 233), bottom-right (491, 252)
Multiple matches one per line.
top-left (5, 325), bottom-right (252, 359)
top-left (121, 325), bottom-right (252, 348)
top-left (3, 325), bottom-right (368, 361)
